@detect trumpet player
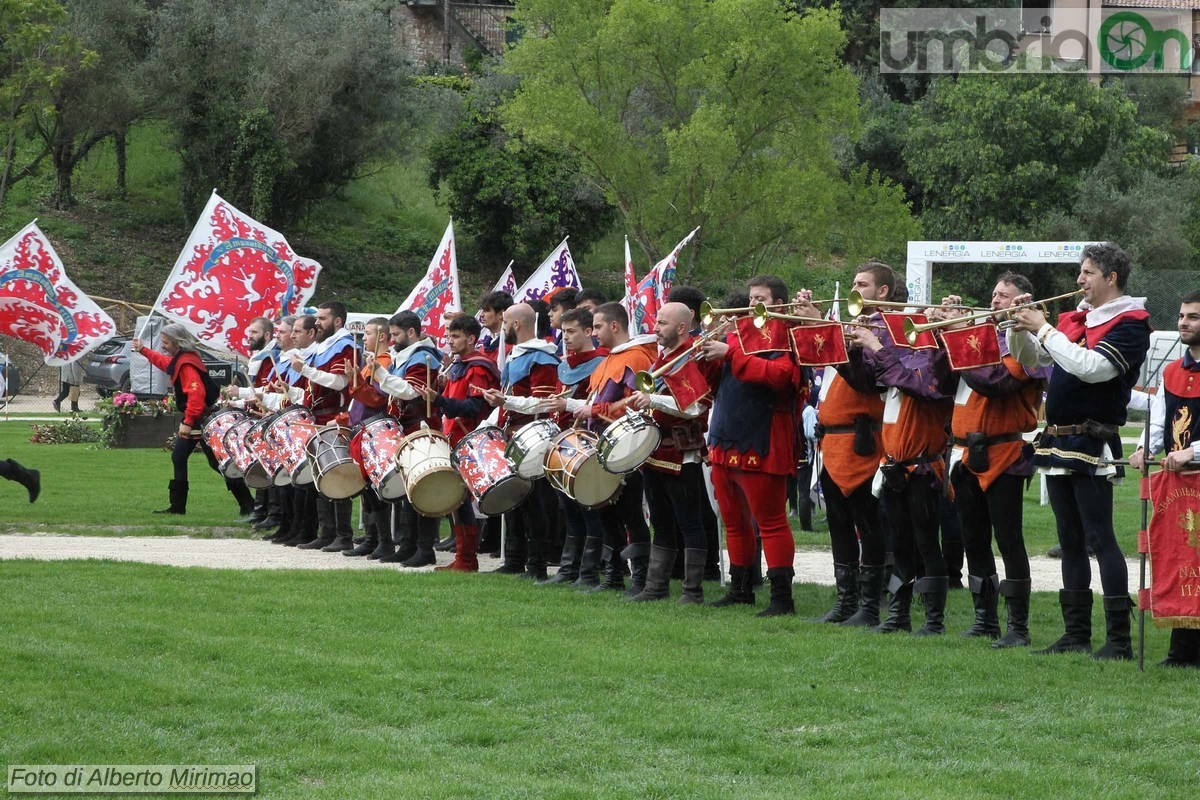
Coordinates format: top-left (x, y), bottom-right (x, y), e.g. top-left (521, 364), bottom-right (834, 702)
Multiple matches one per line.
top-left (628, 302), bottom-right (720, 604)
top-left (943, 273), bottom-right (1049, 647)
top-left (1008, 243), bottom-right (1151, 659)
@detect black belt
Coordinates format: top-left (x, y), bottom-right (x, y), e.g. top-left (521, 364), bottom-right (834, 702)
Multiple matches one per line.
top-left (954, 433), bottom-right (1023, 447)
top-left (885, 453), bottom-right (942, 469)
top-left (1043, 421), bottom-right (1119, 437)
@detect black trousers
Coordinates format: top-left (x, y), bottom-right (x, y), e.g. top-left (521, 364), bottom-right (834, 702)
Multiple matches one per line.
top-left (951, 467), bottom-right (1029, 581)
top-left (883, 470), bottom-right (944, 583)
top-left (643, 462), bottom-right (707, 550)
top-left (820, 468), bottom-right (885, 567)
top-left (600, 470), bottom-right (651, 553)
top-left (560, 492), bottom-right (604, 540)
top-left (1046, 473), bottom-right (1127, 595)
top-left (171, 435), bottom-right (220, 483)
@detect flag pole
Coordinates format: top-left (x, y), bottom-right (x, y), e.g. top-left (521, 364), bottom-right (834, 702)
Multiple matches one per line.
top-left (1138, 401), bottom-right (1151, 672)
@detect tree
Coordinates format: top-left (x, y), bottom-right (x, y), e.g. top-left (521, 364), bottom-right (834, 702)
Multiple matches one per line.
top-left (428, 74), bottom-right (615, 270)
top-left (0, 0), bottom-right (95, 208)
top-left (500, 0), bottom-right (917, 282)
top-left (147, 0), bottom-right (412, 225)
top-left (904, 72), bottom-right (1173, 241)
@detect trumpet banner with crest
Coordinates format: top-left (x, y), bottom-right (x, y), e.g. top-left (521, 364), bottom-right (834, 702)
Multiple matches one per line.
top-left (940, 323), bottom-right (1002, 371)
top-left (1147, 469), bottom-right (1200, 629)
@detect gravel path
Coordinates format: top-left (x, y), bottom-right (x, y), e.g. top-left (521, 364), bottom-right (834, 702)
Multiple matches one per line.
top-left (0, 533), bottom-right (1137, 592)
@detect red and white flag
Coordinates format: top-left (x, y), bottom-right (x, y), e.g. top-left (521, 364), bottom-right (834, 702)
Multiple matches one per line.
top-left (621, 235), bottom-right (638, 318)
top-left (630, 227), bottom-right (699, 334)
top-left (0, 221), bottom-right (116, 365)
top-left (153, 191), bottom-right (322, 356)
top-left (515, 238), bottom-right (581, 303)
top-left (397, 220), bottom-right (460, 347)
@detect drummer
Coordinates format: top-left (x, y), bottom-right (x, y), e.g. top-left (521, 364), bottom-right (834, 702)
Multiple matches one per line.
top-left (477, 290), bottom-right (513, 366)
top-left (628, 302), bottom-right (720, 603)
top-left (370, 310), bottom-right (444, 567)
top-left (340, 316), bottom-right (396, 559)
top-left (268, 315), bottom-right (321, 547)
top-left (419, 314), bottom-right (501, 572)
top-left (481, 302), bottom-right (561, 580)
top-left (536, 307), bottom-right (610, 587)
top-left (567, 302), bottom-right (658, 595)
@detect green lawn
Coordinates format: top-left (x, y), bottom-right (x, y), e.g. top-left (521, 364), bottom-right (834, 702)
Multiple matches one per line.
top-left (0, 560), bottom-right (1189, 800)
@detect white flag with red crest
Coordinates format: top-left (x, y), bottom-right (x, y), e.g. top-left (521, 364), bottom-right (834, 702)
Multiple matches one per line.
top-left (397, 220), bottom-right (461, 347)
top-left (153, 191), bottom-right (322, 356)
top-left (0, 221), bottom-right (116, 365)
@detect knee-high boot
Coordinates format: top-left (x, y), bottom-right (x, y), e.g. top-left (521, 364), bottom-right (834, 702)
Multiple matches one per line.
top-left (815, 563), bottom-right (859, 623)
top-left (962, 574), bottom-right (1001, 638)
top-left (709, 564), bottom-right (755, 607)
top-left (872, 574), bottom-right (913, 633)
top-left (756, 567), bottom-right (795, 617)
top-left (588, 545), bottom-right (625, 592)
top-left (913, 576), bottom-right (948, 637)
top-left (154, 480), bottom-right (187, 515)
top-left (622, 542), bottom-right (650, 597)
top-left (993, 578), bottom-right (1031, 648)
top-left (1035, 589), bottom-right (1093, 654)
top-left (1093, 595), bottom-right (1134, 661)
top-left (573, 536), bottom-right (604, 589)
top-left (630, 545), bottom-right (675, 602)
top-left (344, 510), bottom-right (379, 557)
top-left (841, 564), bottom-right (885, 627)
top-left (541, 534), bottom-right (583, 585)
top-left (435, 523), bottom-right (479, 572)
top-left (679, 548), bottom-right (706, 605)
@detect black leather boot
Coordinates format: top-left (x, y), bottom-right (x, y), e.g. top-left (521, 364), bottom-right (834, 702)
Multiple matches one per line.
top-left (630, 545), bottom-right (675, 602)
top-left (840, 564), bottom-right (885, 627)
top-left (1036, 589), bottom-right (1093, 654)
top-left (368, 505), bottom-right (396, 559)
top-left (344, 511), bottom-right (379, 557)
top-left (962, 574), bottom-right (1001, 638)
top-left (679, 548), bottom-right (706, 605)
top-left (913, 576), bottom-right (948, 637)
top-left (709, 564), bottom-right (755, 607)
top-left (756, 567), bottom-right (795, 617)
top-left (154, 480), bottom-right (187, 514)
top-left (588, 545), bottom-right (625, 592)
top-left (872, 574), bottom-right (913, 633)
top-left (380, 508), bottom-right (417, 563)
top-left (1159, 629), bottom-right (1200, 668)
top-left (541, 535), bottom-right (583, 585)
top-left (399, 516), bottom-right (438, 567)
top-left (1093, 595), bottom-right (1134, 661)
top-left (2, 459), bottom-right (41, 504)
top-left (993, 578), bottom-right (1032, 648)
top-left (226, 478), bottom-right (254, 517)
top-left (623, 542), bottom-right (650, 597)
top-left (572, 536), bottom-right (603, 589)
top-left (815, 563), bottom-right (859, 623)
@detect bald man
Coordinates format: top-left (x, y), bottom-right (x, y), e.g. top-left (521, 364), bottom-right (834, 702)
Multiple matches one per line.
top-left (629, 303), bottom-right (720, 602)
top-left (483, 301), bottom-right (561, 579)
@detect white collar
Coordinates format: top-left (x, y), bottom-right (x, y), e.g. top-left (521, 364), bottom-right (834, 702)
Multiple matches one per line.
top-left (313, 327), bottom-right (354, 356)
top-left (612, 333), bottom-right (657, 354)
top-left (248, 345), bottom-right (276, 363)
top-left (1077, 295), bottom-right (1146, 327)
top-left (510, 338), bottom-right (558, 356)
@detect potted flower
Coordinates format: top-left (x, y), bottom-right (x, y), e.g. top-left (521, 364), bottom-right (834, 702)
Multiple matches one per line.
top-left (98, 392), bottom-right (180, 448)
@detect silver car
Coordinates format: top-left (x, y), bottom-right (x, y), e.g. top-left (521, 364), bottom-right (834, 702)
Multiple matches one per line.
top-left (83, 336), bottom-right (248, 397)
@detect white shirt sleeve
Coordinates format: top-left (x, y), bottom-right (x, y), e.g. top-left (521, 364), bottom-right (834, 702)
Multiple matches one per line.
top-left (301, 364), bottom-right (348, 391)
top-left (1036, 323), bottom-right (1120, 384)
top-left (503, 395), bottom-right (544, 413)
top-left (236, 387), bottom-right (257, 400)
top-left (647, 394), bottom-right (705, 419)
top-left (1135, 391), bottom-right (1166, 456)
top-left (1127, 389), bottom-right (1150, 412)
top-left (564, 398), bottom-right (588, 414)
top-left (1006, 327), bottom-right (1054, 369)
top-left (261, 388), bottom-right (304, 411)
top-left (372, 365), bottom-right (419, 400)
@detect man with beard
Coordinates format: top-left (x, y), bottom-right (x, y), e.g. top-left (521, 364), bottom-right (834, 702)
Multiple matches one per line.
top-left (1009, 243), bottom-right (1151, 659)
top-left (941, 273), bottom-right (1049, 647)
top-left (1130, 292), bottom-right (1200, 667)
top-left (482, 302), bottom-right (561, 579)
top-left (371, 310), bottom-right (444, 566)
top-left (288, 301), bottom-right (357, 553)
top-left (628, 302), bottom-right (720, 603)
top-left (421, 314), bottom-right (501, 572)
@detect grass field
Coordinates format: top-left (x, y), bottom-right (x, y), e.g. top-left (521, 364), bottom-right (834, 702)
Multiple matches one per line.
top-left (3, 421), bottom-right (1191, 800)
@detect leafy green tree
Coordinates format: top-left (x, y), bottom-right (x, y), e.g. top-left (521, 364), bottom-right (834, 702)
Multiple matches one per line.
top-left (501, 0), bottom-right (917, 282)
top-left (905, 73), bottom-right (1172, 241)
top-left (428, 75), bottom-right (614, 271)
top-left (0, 0), bottom-right (95, 208)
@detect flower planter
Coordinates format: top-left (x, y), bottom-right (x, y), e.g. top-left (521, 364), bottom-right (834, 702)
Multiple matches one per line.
top-left (106, 413), bottom-right (181, 449)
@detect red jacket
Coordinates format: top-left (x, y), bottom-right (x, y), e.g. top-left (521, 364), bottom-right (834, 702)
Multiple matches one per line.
top-left (139, 347), bottom-right (210, 428)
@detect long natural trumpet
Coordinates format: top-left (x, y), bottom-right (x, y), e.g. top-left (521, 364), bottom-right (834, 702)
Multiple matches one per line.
top-left (751, 303), bottom-right (880, 331)
top-left (699, 300), bottom-right (789, 327)
top-left (845, 291), bottom-right (986, 317)
top-left (634, 320), bottom-right (732, 393)
top-left (901, 290), bottom-right (1084, 345)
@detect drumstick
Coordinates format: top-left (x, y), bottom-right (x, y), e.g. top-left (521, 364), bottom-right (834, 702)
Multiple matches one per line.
top-left (426, 363), bottom-right (433, 418)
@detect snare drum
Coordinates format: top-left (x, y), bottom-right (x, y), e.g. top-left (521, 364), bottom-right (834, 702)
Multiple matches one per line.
top-left (242, 415), bottom-right (278, 489)
top-left (202, 408), bottom-right (245, 476)
top-left (504, 419), bottom-right (561, 479)
top-left (222, 418), bottom-right (255, 480)
top-left (544, 428), bottom-right (624, 509)
top-left (305, 425), bottom-right (366, 500)
top-left (454, 426), bottom-right (531, 516)
top-left (351, 418), bottom-right (407, 501)
top-left (396, 425), bottom-right (467, 518)
top-left (597, 411), bottom-right (662, 474)
top-left (267, 406), bottom-right (318, 486)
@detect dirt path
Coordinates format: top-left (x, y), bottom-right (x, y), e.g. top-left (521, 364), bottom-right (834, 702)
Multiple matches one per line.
top-left (0, 533), bottom-right (1134, 592)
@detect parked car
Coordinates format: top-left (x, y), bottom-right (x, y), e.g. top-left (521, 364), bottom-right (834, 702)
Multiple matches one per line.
top-left (83, 336), bottom-right (248, 397)
top-left (0, 353), bottom-right (19, 396)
